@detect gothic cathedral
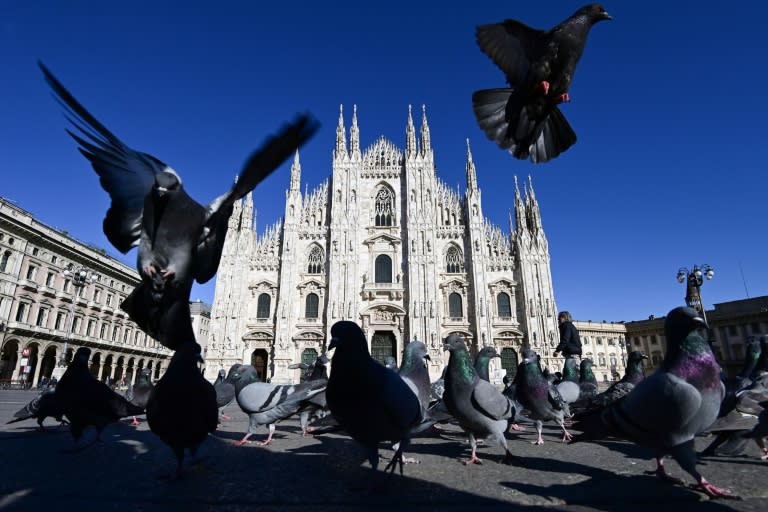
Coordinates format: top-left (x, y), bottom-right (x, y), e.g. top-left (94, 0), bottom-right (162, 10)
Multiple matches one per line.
top-left (206, 105), bottom-right (558, 384)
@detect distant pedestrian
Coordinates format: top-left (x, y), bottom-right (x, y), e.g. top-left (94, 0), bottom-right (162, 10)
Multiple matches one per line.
top-left (553, 311), bottom-right (582, 359)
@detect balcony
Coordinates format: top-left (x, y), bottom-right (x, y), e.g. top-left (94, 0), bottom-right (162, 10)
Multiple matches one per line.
top-left (362, 281), bottom-right (404, 301)
top-left (19, 279), bottom-right (38, 292)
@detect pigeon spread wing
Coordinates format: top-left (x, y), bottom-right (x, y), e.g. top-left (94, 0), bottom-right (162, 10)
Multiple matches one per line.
top-left (195, 115), bottom-right (319, 283)
top-left (39, 62), bottom-right (168, 253)
top-left (476, 20), bottom-right (546, 86)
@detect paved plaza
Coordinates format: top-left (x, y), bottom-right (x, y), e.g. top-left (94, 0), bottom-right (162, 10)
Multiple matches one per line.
top-left (0, 389), bottom-right (765, 512)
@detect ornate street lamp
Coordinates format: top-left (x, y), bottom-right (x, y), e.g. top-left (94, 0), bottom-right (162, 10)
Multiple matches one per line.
top-left (58, 263), bottom-right (98, 368)
top-left (676, 264), bottom-right (714, 325)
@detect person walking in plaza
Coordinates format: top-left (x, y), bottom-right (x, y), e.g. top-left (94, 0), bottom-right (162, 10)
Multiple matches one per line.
top-left (553, 311), bottom-right (582, 359)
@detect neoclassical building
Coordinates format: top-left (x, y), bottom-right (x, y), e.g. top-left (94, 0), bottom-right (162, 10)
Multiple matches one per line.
top-left (206, 105), bottom-right (561, 384)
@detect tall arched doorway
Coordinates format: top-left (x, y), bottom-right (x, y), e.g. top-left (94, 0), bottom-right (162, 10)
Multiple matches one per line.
top-left (500, 347), bottom-right (519, 379)
top-left (251, 349), bottom-right (269, 382)
top-left (39, 346), bottom-right (57, 382)
top-left (371, 331), bottom-right (396, 366)
top-left (0, 339), bottom-right (19, 381)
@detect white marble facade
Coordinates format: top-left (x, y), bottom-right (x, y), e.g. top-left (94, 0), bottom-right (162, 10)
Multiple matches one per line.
top-left (206, 105), bottom-right (559, 384)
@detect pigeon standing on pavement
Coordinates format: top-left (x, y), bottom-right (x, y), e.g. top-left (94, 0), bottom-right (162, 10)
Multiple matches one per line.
top-left (214, 366), bottom-right (239, 422)
top-left (326, 321), bottom-right (422, 476)
top-left (578, 358), bottom-right (599, 401)
top-left (572, 351), bottom-right (648, 416)
top-left (40, 62), bottom-right (319, 350)
top-left (571, 307), bottom-right (739, 499)
top-left (290, 353), bottom-right (332, 436)
top-left (55, 347), bottom-right (145, 450)
top-left (743, 400), bottom-right (768, 459)
top-left (442, 335), bottom-right (521, 464)
top-left (554, 357), bottom-right (581, 405)
top-left (6, 388), bottom-right (67, 429)
top-left (515, 349), bottom-right (573, 445)
top-left (145, 342), bottom-right (218, 479)
top-left (126, 367), bottom-right (154, 426)
top-left (473, 4), bottom-right (611, 163)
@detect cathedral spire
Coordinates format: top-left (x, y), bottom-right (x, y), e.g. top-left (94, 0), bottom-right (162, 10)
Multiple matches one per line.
top-left (289, 150), bottom-right (301, 192)
top-left (334, 104), bottom-right (347, 159)
top-left (527, 175), bottom-right (543, 230)
top-left (419, 104), bottom-right (432, 156)
top-left (406, 104), bottom-right (416, 158)
top-left (514, 175), bottom-right (526, 233)
top-left (241, 191), bottom-right (254, 230)
top-left (350, 104), bottom-right (360, 157)
top-left (465, 139), bottom-right (478, 192)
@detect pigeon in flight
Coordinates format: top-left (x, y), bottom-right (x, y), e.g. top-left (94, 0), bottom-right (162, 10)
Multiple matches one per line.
top-left (326, 321), bottom-right (422, 478)
top-left (145, 342), bottom-right (218, 479)
top-left (7, 388), bottom-right (67, 429)
top-left (571, 307), bottom-right (739, 499)
top-left (473, 4), bottom-right (611, 163)
top-left (55, 347), bottom-right (145, 450)
top-left (442, 335), bottom-right (521, 464)
top-left (39, 62), bottom-right (319, 349)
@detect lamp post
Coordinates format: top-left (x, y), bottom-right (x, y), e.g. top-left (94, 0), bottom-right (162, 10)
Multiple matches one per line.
top-left (676, 264), bottom-right (714, 325)
top-left (55, 263), bottom-right (98, 372)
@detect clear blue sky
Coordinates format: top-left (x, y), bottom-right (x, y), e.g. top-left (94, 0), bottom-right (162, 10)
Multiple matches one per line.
top-left (2, 1), bottom-right (766, 323)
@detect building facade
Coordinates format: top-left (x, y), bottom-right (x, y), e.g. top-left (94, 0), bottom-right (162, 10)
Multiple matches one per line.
top-left (0, 198), bottom-right (172, 387)
top-left (571, 320), bottom-right (629, 383)
top-left (206, 105), bottom-right (562, 383)
top-left (190, 299), bottom-right (212, 357)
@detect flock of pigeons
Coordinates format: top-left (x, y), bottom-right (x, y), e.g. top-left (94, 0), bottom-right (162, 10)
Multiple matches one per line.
top-left (5, 2), bottom-right (766, 501)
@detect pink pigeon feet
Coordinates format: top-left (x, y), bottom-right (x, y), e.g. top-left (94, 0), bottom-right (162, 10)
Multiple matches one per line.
top-left (160, 269), bottom-right (175, 280)
top-left (131, 417), bottom-right (140, 426)
top-left (302, 426), bottom-right (316, 437)
top-left (536, 81), bottom-right (550, 95)
top-left (555, 93), bottom-right (570, 104)
top-left (693, 478), bottom-right (741, 500)
top-left (234, 438), bottom-right (249, 447)
top-left (220, 414), bottom-right (231, 421)
top-left (533, 436), bottom-right (544, 445)
top-left (509, 423), bottom-right (526, 432)
top-left (561, 430), bottom-right (573, 442)
top-left (463, 453), bottom-right (483, 465)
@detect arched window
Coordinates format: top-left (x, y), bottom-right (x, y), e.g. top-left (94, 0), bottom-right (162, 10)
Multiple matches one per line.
top-left (448, 292), bottom-right (463, 318)
top-left (307, 245), bottom-right (324, 274)
top-left (500, 348), bottom-right (518, 378)
top-left (496, 292), bottom-right (511, 318)
top-left (375, 255), bottom-right (392, 283)
top-left (0, 250), bottom-right (10, 273)
top-left (374, 188), bottom-right (394, 226)
top-left (256, 293), bottom-right (271, 319)
top-left (305, 293), bottom-right (319, 319)
top-left (446, 246), bottom-right (464, 273)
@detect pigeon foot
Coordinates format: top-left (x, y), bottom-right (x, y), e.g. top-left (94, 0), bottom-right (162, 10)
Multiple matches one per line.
top-left (234, 439), bottom-right (249, 447)
top-left (131, 417), bottom-right (140, 426)
top-left (161, 269), bottom-right (175, 280)
top-left (255, 439), bottom-right (272, 447)
top-left (463, 454), bottom-right (483, 465)
top-left (220, 414), bottom-right (231, 421)
top-left (561, 430), bottom-right (573, 442)
top-left (509, 423), bottom-right (526, 432)
top-left (692, 478), bottom-right (741, 500)
top-left (555, 93), bottom-right (570, 104)
top-left (536, 81), bottom-right (550, 95)
top-left (533, 437), bottom-right (544, 445)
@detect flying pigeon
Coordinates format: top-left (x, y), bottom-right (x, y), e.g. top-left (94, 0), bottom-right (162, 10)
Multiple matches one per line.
top-left (514, 348), bottom-right (573, 445)
top-left (55, 347), bottom-right (145, 450)
top-left (326, 321), bottom-right (422, 477)
top-left (473, 4), bottom-right (611, 163)
top-left (570, 307), bottom-right (739, 499)
top-left (125, 367), bottom-right (154, 426)
top-left (230, 365), bottom-right (326, 446)
top-left (145, 342), bottom-right (218, 479)
top-left (214, 366), bottom-right (239, 422)
top-left (572, 351), bottom-right (648, 416)
top-left (39, 62), bottom-right (319, 350)
top-left (6, 388), bottom-right (67, 429)
top-left (442, 335), bottom-right (521, 465)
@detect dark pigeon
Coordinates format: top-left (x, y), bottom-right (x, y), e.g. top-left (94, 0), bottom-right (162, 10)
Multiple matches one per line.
top-left (126, 367), bottom-right (154, 426)
top-left (214, 366), bottom-right (239, 422)
top-left (473, 4), bottom-right (611, 163)
top-left (289, 353), bottom-right (333, 436)
top-left (578, 358), bottom-right (599, 401)
top-left (554, 357), bottom-right (581, 405)
top-left (474, 346), bottom-right (500, 382)
top-left (699, 385), bottom-right (768, 458)
top-left (39, 62), bottom-right (319, 350)
top-left (725, 336), bottom-right (762, 393)
top-left (55, 347), bottom-right (145, 450)
top-left (326, 321), bottom-right (422, 477)
top-left (742, 400), bottom-right (768, 459)
top-left (146, 342), bottom-right (218, 479)
top-left (571, 307), bottom-right (739, 499)
top-left (442, 335), bottom-right (520, 465)
top-left (230, 365), bottom-right (326, 445)
top-left (6, 388), bottom-right (67, 429)
top-left (750, 336), bottom-right (768, 381)
top-left (572, 351), bottom-right (648, 416)
top-left (515, 348), bottom-right (572, 445)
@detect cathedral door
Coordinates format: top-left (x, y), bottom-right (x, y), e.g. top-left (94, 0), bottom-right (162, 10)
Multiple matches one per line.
top-left (371, 331), bottom-right (396, 366)
top-left (500, 347), bottom-right (519, 379)
top-left (251, 349), bottom-right (269, 382)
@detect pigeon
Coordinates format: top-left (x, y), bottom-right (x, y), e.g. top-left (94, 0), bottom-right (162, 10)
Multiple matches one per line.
top-left (326, 321), bottom-right (422, 477)
top-left (145, 342), bottom-right (218, 479)
top-left (230, 365), bottom-right (326, 446)
top-left (214, 366), bottom-right (239, 421)
top-left (514, 348), bottom-right (573, 445)
top-left (442, 335), bottom-right (520, 464)
top-left (384, 356), bottom-right (399, 372)
top-left (751, 336), bottom-right (768, 380)
top-left (554, 357), bottom-right (581, 405)
top-left (474, 346), bottom-right (500, 382)
top-left (39, 62), bottom-right (319, 350)
top-left (125, 367), bottom-right (154, 426)
top-left (724, 336), bottom-right (762, 393)
top-left (289, 353), bottom-right (333, 436)
top-left (572, 351), bottom-right (648, 416)
top-left (570, 307), bottom-right (739, 499)
top-left (55, 347), bottom-right (145, 450)
top-left (742, 400), bottom-right (768, 459)
top-left (6, 388), bottom-right (67, 429)
top-left (699, 386), bottom-right (768, 458)
top-left (578, 358), bottom-right (599, 401)
top-left (473, 4), bottom-right (611, 163)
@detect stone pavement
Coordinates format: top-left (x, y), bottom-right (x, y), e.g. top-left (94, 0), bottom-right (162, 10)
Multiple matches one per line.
top-left (0, 389), bottom-right (765, 512)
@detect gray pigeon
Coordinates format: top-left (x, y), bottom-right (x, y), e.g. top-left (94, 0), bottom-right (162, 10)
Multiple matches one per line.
top-left (699, 384), bottom-right (768, 458)
top-left (394, 340), bottom-right (436, 462)
top-left (40, 62), bottom-right (319, 350)
top-left (230, 365), bottom-right (326, 445)
top-left (473, 4), bottom-right (611, 162)
top-left (571, 307), bottom-right (739, 499)
top-left (515, 348), bottom-right (573, 445)
top-left (6, 387), bottom-right (67, 429)
top-left (326, 321), bottom-right (422, 477)
top-left (578, 358), bottom-right (599, 401)
top-left (126, 367), bottom-right (154, 426)
top-left (214, 366), bottom-right (239, 422)
top-left (289, 353), bottom-right (333, 436)
top-left (442, 335), bottom-right (520, 465)
top-left (554, 357), bottom-right (581, 405)
top-left (474, 346), bottom-right (500, 382)
top-left (146, 342), bottom-right (218, 479)
top-left (572, 351), bottom-right (648, 416)
top-left (55, 347), bottom-right (145, 450)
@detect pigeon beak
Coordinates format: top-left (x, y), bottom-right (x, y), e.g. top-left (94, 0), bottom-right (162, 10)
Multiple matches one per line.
top-left (600, 10), bottom-right (612, 21)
